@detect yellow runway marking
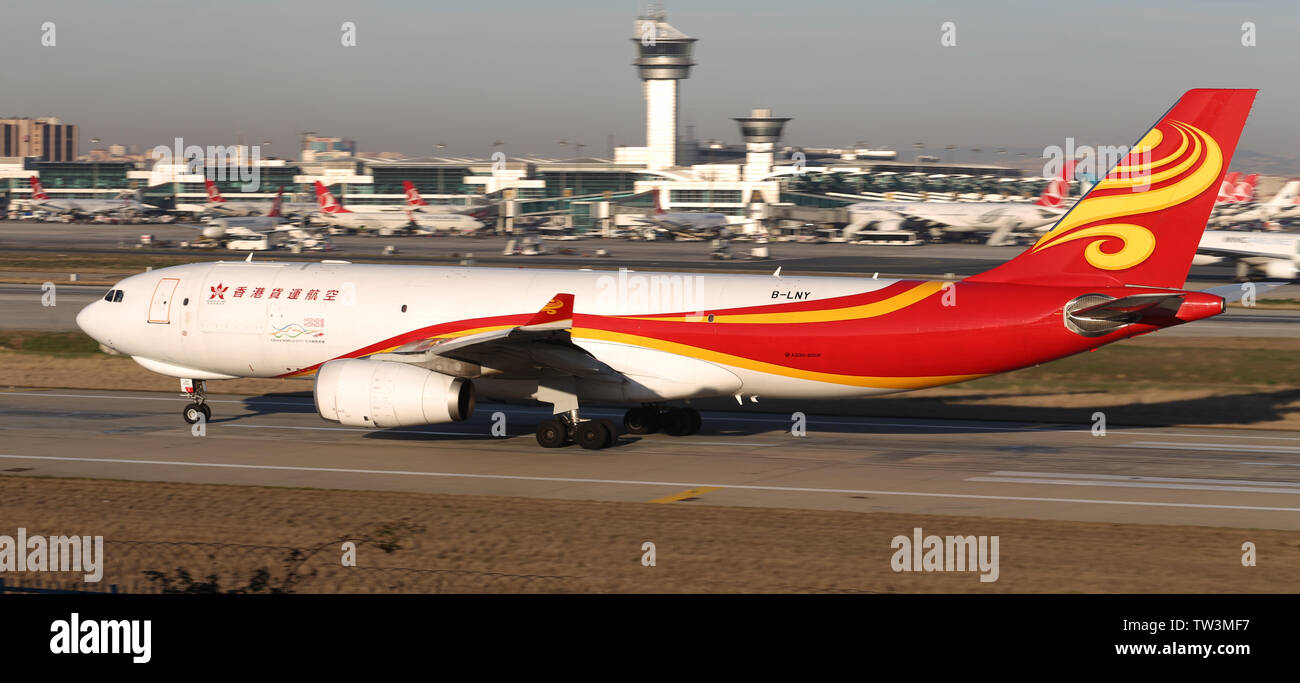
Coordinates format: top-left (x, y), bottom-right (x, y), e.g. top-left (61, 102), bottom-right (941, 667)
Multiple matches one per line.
top-left (650, 486), bottom-right (721, 504)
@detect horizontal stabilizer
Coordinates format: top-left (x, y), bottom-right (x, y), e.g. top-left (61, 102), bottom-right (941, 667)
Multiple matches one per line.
top-left (1199, 281), bottom-right (1287, 300)
top-left (1063, 292), bottom-right (1186, 336)
top-left (1069, 292), bottom-right (1185, 317)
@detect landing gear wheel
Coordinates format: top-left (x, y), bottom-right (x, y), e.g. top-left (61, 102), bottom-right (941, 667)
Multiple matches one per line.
top-left (576, 420), bottom-right (612, 450)
top-left (683, 407), bottom-right (701, 435)
top-left (536, 419), bottom-right (568, 448)
top-left (180, 379), bottom-right (210, 425)
top-left (182, 404), bottom-right (209, 424)
top-left (661, 408), bottom-right (693, 436)
top-left (598, 419), bottom-right (620, 448)
top-left (623, 407), bottom-right (660, 435)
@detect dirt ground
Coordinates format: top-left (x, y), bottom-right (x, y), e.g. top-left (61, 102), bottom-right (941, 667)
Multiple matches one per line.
top-left (0, 477), bottom-right (1294, 594)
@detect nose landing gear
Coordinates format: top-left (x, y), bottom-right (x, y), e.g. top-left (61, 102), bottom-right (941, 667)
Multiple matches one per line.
top-left (180, 379), bottom-right (211, 424)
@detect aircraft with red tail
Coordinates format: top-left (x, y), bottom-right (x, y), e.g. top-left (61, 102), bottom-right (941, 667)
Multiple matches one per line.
top-left (75, 89), bottom-right (1259, 449)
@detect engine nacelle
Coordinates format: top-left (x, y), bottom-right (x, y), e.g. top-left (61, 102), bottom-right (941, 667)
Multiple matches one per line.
top-left (314, 359), bottom-right (474, 428)
top-left (1261, 259), bottom-right (1297, 280)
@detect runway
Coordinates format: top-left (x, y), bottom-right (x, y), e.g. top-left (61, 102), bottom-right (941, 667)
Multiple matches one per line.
top-left (0, 283), bottom-right (103, 331)
top-left (2, 388), bottom-right (1298, 530)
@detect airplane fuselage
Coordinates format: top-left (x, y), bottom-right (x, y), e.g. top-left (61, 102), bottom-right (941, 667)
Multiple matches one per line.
top-left (75, 261), bottom-right (1222, 405)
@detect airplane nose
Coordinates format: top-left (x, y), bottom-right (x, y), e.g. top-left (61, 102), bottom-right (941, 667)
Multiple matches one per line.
top-left (76, 301), bottom-right (110, 345)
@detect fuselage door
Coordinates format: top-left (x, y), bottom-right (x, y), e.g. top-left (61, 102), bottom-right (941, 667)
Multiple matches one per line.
top-left (148, 277), bottom-right (180, 324)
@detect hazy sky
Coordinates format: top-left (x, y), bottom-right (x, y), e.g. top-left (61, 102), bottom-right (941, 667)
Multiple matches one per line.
top-left (2, 0), bottom-right (1296, 163)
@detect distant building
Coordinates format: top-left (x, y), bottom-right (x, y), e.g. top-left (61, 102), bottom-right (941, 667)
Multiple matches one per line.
top-left (616, 3), bottom-right (696, 170)
top-left (302, 136), bottom-right (357, 162)
top-left (0, 117), bottom-right (79, 161)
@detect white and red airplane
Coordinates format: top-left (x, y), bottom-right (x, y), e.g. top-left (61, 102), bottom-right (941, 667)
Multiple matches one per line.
top-left (315, 181), bottom-right (485, 235)
top-left (197, 187), bottom-right (287, 239)
top-left (1209, 179), bottom-right (1300, 227)
top-left (203, 179), bottom-right (315, 217)
top-left (24, 176), bottom-right (151, 217)
top-left (77, 89), bottom-right (1257, 450)
top-left (844, 163), bottom-right (1074, 245)
top-left (402, 180), bottom-right (492, 219)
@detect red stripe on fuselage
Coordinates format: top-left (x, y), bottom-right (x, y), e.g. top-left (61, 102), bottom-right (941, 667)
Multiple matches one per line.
top-left (279, 281), bottom-right (1184, 382)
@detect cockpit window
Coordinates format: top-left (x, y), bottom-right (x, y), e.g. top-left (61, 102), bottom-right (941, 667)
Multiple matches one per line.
top-left (113, 290), bottom-right (124, 303)
top-left (103, 289), bottom-right (125, 303)
top-left (103, 290), bottom-right (114, 302)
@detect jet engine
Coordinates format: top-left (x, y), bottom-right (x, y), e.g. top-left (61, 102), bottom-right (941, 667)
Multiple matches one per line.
top-left (201, 223), bottom-right (228, 239)
top-left (314, 359), bottom-right (474, 428)
top-left (1261, 259), bottom-right (1297, 280)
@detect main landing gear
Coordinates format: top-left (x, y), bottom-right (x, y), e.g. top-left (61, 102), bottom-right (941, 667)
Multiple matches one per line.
top-left (180, 379), bottom-right (211, 424)
top-left (535, 411), bottom-right (620, 450)
top-left (622, 406), bottom-right (702, 437)
top-left (532, 406), bottom-right (703, 450)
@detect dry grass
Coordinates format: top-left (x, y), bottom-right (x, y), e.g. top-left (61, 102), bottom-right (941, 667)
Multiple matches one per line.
top-left (0, 477), bottom-right (1294, 594)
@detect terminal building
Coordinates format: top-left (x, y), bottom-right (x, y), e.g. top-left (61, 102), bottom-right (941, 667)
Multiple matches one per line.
top-left (2, 4), bottom-right (1034, 233)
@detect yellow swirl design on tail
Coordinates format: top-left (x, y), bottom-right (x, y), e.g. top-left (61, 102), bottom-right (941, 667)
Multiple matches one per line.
top-left (1033, 224), bottom-right (1155, 270)
top-left (1031, 120), bottom-right (1222, 271)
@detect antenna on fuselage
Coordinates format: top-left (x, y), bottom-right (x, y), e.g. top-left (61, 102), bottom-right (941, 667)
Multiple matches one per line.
top-left (772, 266), bottom-right (782, 279)
top-left (245, 252), bottom-right (254, 263)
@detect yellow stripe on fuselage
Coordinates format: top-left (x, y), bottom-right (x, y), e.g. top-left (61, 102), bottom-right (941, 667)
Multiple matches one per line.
top-left (573, 327), bottom-right (986, 389)
top-left (621, 280), bottom-right (946, 324)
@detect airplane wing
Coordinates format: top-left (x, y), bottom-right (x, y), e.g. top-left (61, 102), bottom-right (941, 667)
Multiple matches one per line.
top-left (1195, 244), bottom-right (1278, 259)
top-left (843, 211), bottom-right (905, 238)
top-left (368, 294), bottom-right (612, 378)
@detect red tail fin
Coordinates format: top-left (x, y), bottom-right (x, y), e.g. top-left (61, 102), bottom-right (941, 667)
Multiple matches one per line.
top-left (403, 180), bottom-right (427, 206)
top-left (970, 89), bottom-right (1257, 289)
top-left (1233, 172), bottom-right (1258, 201)
top-left (652, 188), bottom-right (665, 214)
top-left (28, 176), bottom-right (48, 201)
top-left (268, 187), bottom-right (283, 217)
top-left (1036, 160), bottom-right (1075, 207)
top-left (205, 179), bottom-right (225, 203)
top-left (314, 181), bottom-right (349, 213)
top-left (1216, 171), bottom-right (1240, 203)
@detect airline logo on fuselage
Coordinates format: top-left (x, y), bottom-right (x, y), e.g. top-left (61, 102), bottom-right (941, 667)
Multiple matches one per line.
top-left (205, 283), bottom-right (344, 302)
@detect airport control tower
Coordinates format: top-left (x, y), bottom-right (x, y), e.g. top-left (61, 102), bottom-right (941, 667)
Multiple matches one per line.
top-left (733, 108), bottom-right (791, 182)
top-left (632, 3), bottom-right (696, 170)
